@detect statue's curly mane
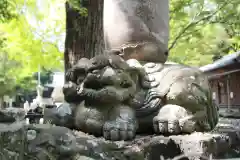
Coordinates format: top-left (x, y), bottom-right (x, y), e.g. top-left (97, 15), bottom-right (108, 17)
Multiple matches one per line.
top-left (133, 89), bottom-right (162, 117)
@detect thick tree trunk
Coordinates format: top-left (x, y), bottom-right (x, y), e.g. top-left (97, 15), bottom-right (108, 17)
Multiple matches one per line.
top-left (64, 0), bottom-right (104, 73)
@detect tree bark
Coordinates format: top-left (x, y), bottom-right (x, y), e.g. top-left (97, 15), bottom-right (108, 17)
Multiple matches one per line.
top-left (64, 0), bottom-right (104, 74)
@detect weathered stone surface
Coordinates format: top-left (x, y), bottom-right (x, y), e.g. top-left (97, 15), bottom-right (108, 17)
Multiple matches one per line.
top-left (0, 118), bottom-right (240, 160)
top-left (0, 108), bottom-right (25, 123)
top-left (211, 118), bottom-right (240, 159)
top-left (0, 121), bottom-right (27, 160)
top-left (104, 0), bottom-right (169, 63)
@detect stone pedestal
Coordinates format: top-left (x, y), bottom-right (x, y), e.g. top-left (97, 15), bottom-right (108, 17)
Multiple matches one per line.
top-left (0, 118), bottom-right (240, 160)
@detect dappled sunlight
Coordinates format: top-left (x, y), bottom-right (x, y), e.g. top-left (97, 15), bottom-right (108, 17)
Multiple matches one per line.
top-left (0, 0), bottom-right (239, 159)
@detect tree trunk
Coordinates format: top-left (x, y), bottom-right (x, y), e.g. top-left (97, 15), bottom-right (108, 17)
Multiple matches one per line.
top-left (0, 96), bottom-right (3, 109)
top-left (64, 0), bottom-right (104, 74)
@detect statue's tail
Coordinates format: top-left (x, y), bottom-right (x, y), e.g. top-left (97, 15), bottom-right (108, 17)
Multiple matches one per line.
top-left (207, 99), bottom-right (219, 130)
top-left (134, 90), bottom-right (163, 117)
top-left (191, 83), bottom-right (219, 130)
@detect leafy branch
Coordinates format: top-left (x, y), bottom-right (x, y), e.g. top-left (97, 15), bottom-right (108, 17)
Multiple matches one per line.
top-left (169, 2), bottom-right (228, 51)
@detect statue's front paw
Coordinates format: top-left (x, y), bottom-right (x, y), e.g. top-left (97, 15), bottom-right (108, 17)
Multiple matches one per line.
top-left (153, 117), bottom-right (197, 134)
top-left (153, 104), bottom-right (196, 134)
top-left (103, 119), bottom-right (137, 141)
top-left (63, 82), bottom-right (78, 96)
top-left (153, 117), bottom-right (181, 134)
top-left (63, 82), bottom-right (84, 103)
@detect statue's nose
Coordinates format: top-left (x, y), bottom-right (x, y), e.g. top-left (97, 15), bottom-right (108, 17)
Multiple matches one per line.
top-left (102, 67), bottom-right (116, 78)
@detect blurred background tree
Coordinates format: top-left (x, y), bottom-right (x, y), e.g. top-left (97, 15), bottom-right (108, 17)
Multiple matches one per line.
top-left (0, 0), bottom-right (239, 100)
top-left (169, 0), bottom-right (239, 65)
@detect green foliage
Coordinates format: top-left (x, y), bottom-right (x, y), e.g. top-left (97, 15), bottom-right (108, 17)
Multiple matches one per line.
top-left (169, 0), bottom-right (240, 66)
top-left (0, 53), bottom-right (18, 96)
top-left (0, 0), bottom-right (17, 22)
top-left (67, 0), bottom-right (88, 16)
top-left (0, 0), bottom-right (65, 94)
top-left (0, 0), bottom-right (239, 97)
top-left (67, 0), bottom-right (240, 66)
top-left (15, 76), bottom-right (37, 93)
top-left (33, 69), bottom-right (53, 85)
top-left (0, 40), bottom-right (37, 97)
top-left (0, 0), bottom-right (64, 75)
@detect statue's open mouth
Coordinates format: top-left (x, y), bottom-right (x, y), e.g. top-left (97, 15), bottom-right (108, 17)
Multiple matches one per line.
top-left (84, 79), bottom-right (104, 90)
top-left (82, 73), bottom-right (114, 91)
top-left (76, 67), bottom-right (135, 104)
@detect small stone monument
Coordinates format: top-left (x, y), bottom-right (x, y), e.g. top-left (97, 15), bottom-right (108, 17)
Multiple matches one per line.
top-left (36, 85), bottom-right (44, 107)
top-left (23, 101), bottom-right (30, 112)
top-left (24, 85), bottom-right (45, 124)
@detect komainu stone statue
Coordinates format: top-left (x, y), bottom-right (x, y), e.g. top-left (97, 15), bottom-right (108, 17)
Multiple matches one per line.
top-left (60, 0), bottom-right (218, 142)
top-left (63, 54), bottom-right (219, 141)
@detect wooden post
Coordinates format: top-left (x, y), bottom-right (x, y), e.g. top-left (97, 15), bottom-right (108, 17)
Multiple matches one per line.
top-left (227, 75), bottom-right (231, 111)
